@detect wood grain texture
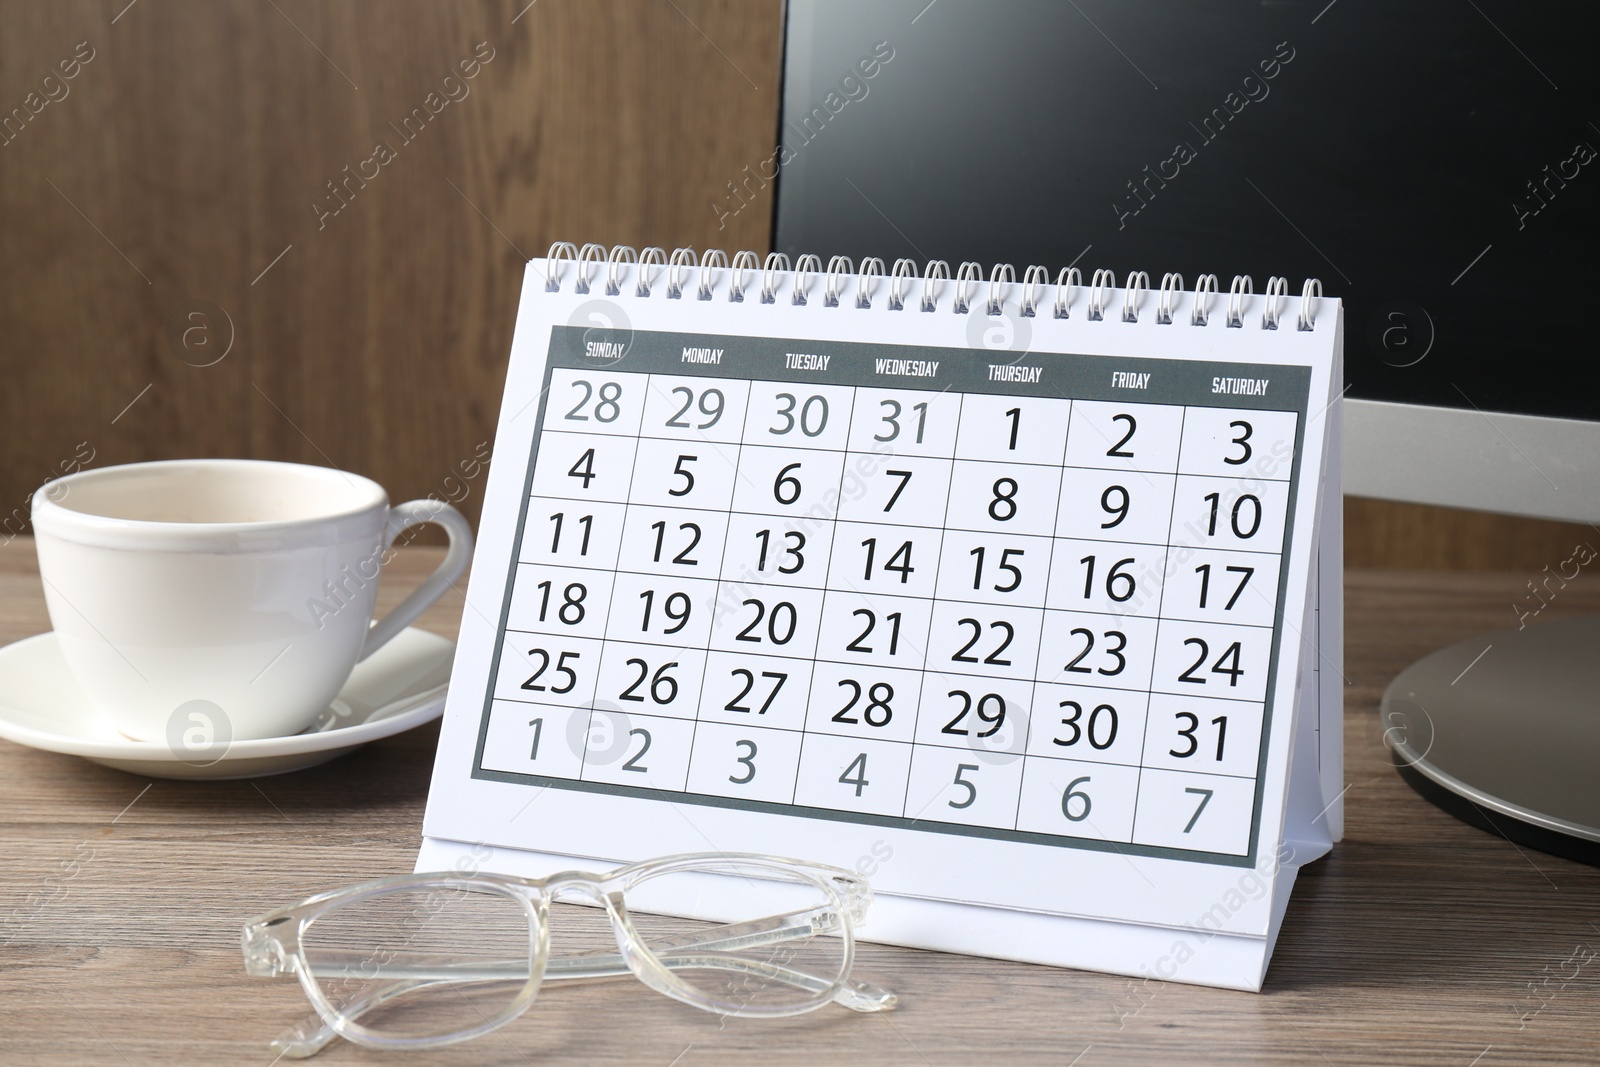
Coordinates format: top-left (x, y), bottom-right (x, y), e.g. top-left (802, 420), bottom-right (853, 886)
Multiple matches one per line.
top-left (1345, 498), bottom-right (1598, 572)
top-left (2, 539), bottom-right (1599, 1065)
top-left (0, 0), bottom-right (782, 538)
top-left (0, 0), bottom-right (1585, 570)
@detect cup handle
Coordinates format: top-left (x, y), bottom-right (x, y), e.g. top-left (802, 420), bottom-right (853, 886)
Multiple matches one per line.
top-left (358, 499), bottom-right (474, 661)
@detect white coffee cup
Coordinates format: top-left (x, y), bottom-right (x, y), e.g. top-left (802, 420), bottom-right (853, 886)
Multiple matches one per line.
top-left (30, 459), bottom-right (473, 744)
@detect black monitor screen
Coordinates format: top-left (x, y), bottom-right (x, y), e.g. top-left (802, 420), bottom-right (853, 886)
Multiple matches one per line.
top-left (773, 0), bottom-right (1600, 422)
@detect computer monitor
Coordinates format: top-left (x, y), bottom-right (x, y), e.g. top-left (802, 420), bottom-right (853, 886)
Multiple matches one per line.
top-left (774, 0), bottom-right (1600, 862)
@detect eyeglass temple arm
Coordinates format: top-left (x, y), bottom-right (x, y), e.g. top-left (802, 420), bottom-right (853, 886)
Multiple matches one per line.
top-left (274, 959), bottom-right (893, 1059)
top-left (273, 963), bottom-right (892, 1060)
top-left (270, 921), bottom-right (895, 1059)
top-left (557, 912), bottom-right (894, 1008)
top-left (545, 948), bottom-right (896, 1012)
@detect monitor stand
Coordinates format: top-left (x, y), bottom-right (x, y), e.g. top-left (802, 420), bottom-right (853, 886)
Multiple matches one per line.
top-left (1382, 615), bottom-right (1600, 866)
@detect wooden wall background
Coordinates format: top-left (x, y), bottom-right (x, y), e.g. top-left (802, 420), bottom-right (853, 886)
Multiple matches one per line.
top-left (0, 0), bottom-right (1590, 570)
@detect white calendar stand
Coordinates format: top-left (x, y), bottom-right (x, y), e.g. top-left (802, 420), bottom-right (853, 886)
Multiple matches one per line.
top-left (419, 249), bottom-right (1344, 991)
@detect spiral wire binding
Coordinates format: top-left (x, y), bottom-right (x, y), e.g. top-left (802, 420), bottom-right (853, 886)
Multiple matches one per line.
top-left (637, 247), bottom-right (666, 297)
top-left (1122, 271), bottom-right (1151, 323)
top-left (1157, 273), bottom-right (1184, 325)
top-left (545, 241), bottom-right (577, 291)
top-left (1087, 269), bottom-right (1115, 321)
top-left (760, 252), bottom-right (789, 304)
top-left (729, 250), bottom-right (759, 302)
top-left (542, 243), bottom-right (1326, 330)
top-left (697, 249), bottom-right (729, 301)
top-left (1263, 276), bottom-right (1289, 330)
top-left (889, 258), bottom-right (917, 310)
top-left (1226, 275), bottom-right (1254, 328)
top-left (666, 247), bottom-right (696, 299)
top-left (953, 262), bottom-right (983, 314)
top-left (921, 260), bottom-right (950, 313)
top-left (857, 257), bottom-right (885, 309)
top-left (1020, 265), bottom-right (1049, 318)
top-left (1193, 273), bottom-right (1219, 326)
top-left (793, 254), bottom-right (821, 305)
top-left (986, 264), bottom-right (1016, 316)
top-left (823, 256), bottom-right (852, 307)
top-left (1053, 267), bottom-right (1081, 319)
top-left (574, 242), bottom-right (605, 293)
top-left (605, 245), bottom-right (637, 296)
top-left (1298, 279), bottom-right (1323, 332)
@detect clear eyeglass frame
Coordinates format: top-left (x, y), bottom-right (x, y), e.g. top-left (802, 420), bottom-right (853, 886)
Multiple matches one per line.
top-left (241, 852), bottom-right (897, 1058)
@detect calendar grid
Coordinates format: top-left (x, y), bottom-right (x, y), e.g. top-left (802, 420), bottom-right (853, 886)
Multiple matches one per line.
top-left (683, 403), bottom-right (747, 806)
top-left (895, 391), bottom-right (967, 824)
top-left (790, 391), bottom-right (908, 809)
top-left (788, 386), bottom-right (859, 805)
top-left (473, 325), bottom-right (1315, 867)
top-left (1011, 399), bottom-right (1074, 833)
top-left (579, 399), bottom-right (652, 784)
top-left (1125, 405), bottom-right (1188, 842)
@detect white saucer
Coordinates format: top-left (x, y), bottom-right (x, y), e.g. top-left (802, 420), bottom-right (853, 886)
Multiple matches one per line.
top-left (0, 627), bottom-right (454, 780)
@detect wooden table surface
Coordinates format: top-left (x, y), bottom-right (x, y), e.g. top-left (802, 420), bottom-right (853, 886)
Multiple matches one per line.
top-left (3, 539), bottom-right (1598, 1066)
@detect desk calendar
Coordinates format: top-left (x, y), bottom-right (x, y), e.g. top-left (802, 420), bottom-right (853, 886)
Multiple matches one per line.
top-left (421, 246), bottom-right (1344, 991)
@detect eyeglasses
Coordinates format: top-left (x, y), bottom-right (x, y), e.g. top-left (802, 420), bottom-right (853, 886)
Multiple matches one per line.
top-left (241, 852), bottom-right (897, 1057)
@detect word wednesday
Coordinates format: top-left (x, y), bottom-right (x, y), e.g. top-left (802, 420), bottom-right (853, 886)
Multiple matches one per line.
top-left (874, 357), bottom-right (939, 377)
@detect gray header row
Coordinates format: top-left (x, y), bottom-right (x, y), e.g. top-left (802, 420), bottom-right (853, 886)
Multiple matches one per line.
top-left (549, 325), bottom-right (1312, 413)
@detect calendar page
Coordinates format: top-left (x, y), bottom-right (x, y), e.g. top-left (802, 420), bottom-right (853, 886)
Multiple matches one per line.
top-left (422, 253), bottom-right (1342, 988)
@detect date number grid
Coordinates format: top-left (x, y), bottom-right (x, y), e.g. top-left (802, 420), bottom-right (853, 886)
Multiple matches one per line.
top-left (476, 353), bottom-right (1302, 863)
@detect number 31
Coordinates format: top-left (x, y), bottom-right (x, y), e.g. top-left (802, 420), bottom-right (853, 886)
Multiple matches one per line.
top-left (875, 399), bottom-right (927, 443)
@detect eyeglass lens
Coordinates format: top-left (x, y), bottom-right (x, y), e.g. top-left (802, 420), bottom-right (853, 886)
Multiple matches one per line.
top-left (300, 883), bottom-right (534, 1041)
